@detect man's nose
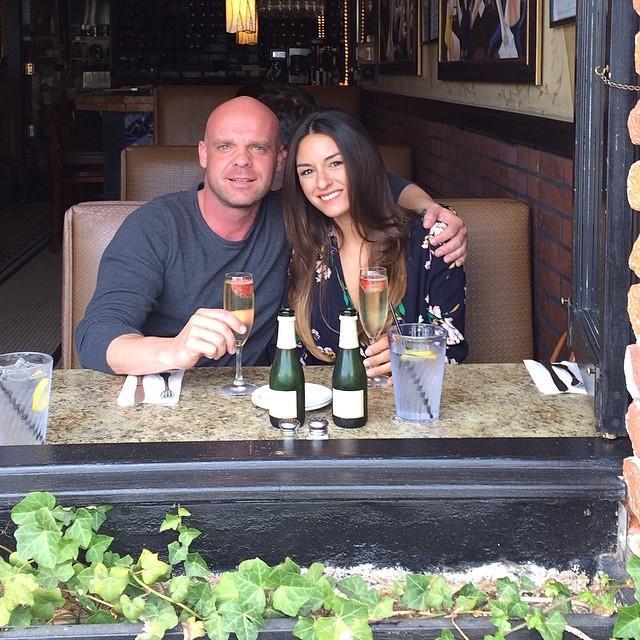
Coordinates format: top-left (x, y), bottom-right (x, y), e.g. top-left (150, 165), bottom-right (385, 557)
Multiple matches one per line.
top-left (233, 148), bottom-right (251, 166)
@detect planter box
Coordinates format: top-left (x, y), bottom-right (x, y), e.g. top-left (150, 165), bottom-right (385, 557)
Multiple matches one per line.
top-left (0, 615), bottom-right (617, 640)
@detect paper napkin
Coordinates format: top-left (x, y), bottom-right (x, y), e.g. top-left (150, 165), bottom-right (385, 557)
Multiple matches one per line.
top-left (523, 360), bottom-right (587, 395)
top-left (117, 370), bottom-right (185, 407)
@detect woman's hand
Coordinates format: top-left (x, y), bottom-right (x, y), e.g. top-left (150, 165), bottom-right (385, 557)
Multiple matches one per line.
top-left (363, 334), bottom-right (393, 384)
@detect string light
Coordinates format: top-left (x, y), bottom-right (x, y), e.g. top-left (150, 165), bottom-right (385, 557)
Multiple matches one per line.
top-left (316, 13), bottom-right (325, 39)
top-left (342, 0), bottom-right (349, 85)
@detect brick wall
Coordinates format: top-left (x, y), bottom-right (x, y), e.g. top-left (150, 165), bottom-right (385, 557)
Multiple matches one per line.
top-left (363, 93), bottom-right (574, 361)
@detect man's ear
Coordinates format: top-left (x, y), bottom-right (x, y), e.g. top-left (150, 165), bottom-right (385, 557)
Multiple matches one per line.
top-left (198, 140), bottom-right (207, 169)
top-left (276, 146), bottom-right (287, 172)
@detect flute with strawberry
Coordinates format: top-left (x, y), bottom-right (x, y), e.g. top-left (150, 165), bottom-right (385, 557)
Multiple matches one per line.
top-left (220, 272), bottom-right (257, 396)
top-left (359, 266), bottom-right (389, 387)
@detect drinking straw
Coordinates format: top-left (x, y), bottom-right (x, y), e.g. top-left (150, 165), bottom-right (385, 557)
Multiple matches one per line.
top-left (387, 305), bottom-right (433, 419)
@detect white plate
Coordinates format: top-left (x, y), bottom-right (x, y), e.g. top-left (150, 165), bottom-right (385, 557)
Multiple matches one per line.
top-left (251, 383), bottom-right (332, 412)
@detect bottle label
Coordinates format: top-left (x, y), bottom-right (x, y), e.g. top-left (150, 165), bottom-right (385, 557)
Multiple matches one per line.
top-left (332, 389), bottom-right (365, 419)
top-left (269, 390), bottom-right (299, 419)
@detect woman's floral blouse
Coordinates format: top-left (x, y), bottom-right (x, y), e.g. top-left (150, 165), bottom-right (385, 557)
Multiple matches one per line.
top-left (302, 217), bottom-right (468, 365)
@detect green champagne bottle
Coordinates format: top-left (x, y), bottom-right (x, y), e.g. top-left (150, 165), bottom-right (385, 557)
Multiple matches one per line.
top-left (269, 308), bottom-right (305, 428)
top-left (332, 308), bottom-right (368, 428)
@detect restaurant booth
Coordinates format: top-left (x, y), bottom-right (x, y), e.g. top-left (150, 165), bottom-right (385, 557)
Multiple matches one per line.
top-left (0, 0), bottom-right (638, 637)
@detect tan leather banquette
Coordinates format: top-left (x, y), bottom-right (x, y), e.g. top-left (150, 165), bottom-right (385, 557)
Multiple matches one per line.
top-left (62, 198), bottom-right (532, 368)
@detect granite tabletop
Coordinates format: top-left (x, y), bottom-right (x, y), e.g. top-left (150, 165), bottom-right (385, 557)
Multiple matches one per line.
top-left (46, 364), bottom-right (596, 444)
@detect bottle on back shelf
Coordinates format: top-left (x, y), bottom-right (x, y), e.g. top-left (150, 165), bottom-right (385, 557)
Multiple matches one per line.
top-left (332, 308), bottom-right (368, 428)
top-left (269, 308), bottom-right (305, 428)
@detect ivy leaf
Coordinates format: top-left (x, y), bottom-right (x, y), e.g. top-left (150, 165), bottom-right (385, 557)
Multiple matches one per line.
top-left (37, 562), bottom-right (76, 589)
top-left (85, 533), bottom-right (115, 564)
top-left (178, 506), bottom-right (192, 517)
top-left (65, 508), bottom-right (94, 547)
top-left (271, 557), bottom-right (301, 583)
top-left (454, 583), bottom-right (487, 612)
top-left (182, 616), bottom-right (206, 640)
top-left (186, 552), bottom-right (210, 578)
top-left (102, 551), bottom-right (134, 568)
top-left (219, 601), bottom-right (263, 640)
top-left (544, 580), bottom-right (572, 599)
top-left (179, 527), bottom-right (202, 547)
top-left (336, 576), bottom-right (379, 607)
top-left (8, 606), bottom-right (32, 627)
top-left (203, 611), bottom-right (230, 640)
top-left (14, 508), bottom-right (62, 568)
top-left (168, 541), bottom-right (189, 566)
top-left (0, 598), bottom-right (11, 627)
top-left (370, 597), bottom-right (394, 620)
top-left (86, 610), bottom-right (116, 624)
top-left (57, 538), bottom-right (81, 564)
top-left (239, 558), bottom-right (276, 588)
top-left (519, 576), bottom-right (537, 592)
top-left (306, 563), bottom-right (325, 583)
top-left (272, 573), bottom-right (324, 616)
top-left (160, 513), bottom-right (181, 532)
top-left (192, 583), bottom-right (218, 619)
top-left (613, 603), bottom-right (640, 639)
top-left (495, 577), bottom-right (528, 618)
top-left (526, 609), bottom-right (566, 640)
top-left (3, 572), bottom-right (39, 610)
top-left (10, 492), bottom-right (56, 525)
top-left (314, 605), bottom-right (372, 640)
top-left (120, 594), bottom-right (146, 622)
top-left (216, 573), bottom-right (266, 620)
top-left (627, 555), bottom-right (640, 602)
top-left (293, 616), bottom-right (317, 640)
top-left (400, 574), bottom-right (453, 611)
top-left (30, 587), bottom-right (65, 623)
top-left (90, 562), bottom-right (130, 603)
top-left (488, 600), bottom-right (512, 636)
top-left (435, 631), bottom-right (455, 640)
top-left (137, 549), bottom-right (171, 585)
top-left (139, 594), bottom-right (180, 640)
top-left (89, 504), bottom-right (112, 532)
top-left (168, 575), bottom-right (192, 604)
top-left (51, 506), bottom-right (75, 526)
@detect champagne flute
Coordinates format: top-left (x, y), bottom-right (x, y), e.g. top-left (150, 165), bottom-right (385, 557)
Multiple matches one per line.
top-left (219, 272), bottom-right (257, 396)
top-left (359, 266), bottom-right (389, 388)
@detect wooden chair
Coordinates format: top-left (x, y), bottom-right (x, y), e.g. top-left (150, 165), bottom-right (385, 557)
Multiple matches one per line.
top-left (49, 101), bottom-right (104, 251)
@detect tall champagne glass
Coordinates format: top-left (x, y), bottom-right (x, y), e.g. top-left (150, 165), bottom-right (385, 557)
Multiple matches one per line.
top-left (219, 272), bottom-right (257, 396)
top-left (359, 266), bottom-right (389, 388)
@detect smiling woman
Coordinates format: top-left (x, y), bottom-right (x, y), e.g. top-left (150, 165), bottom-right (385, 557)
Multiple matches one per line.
top-left (282, 109), bottom-right (467, 371)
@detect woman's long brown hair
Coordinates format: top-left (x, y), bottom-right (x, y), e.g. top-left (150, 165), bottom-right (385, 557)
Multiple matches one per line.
top-left (283, 109), bottom-right (410, 361)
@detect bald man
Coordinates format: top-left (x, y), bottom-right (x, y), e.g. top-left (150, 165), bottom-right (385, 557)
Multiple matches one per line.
top-left (78, 97), bottom-right (290, 374)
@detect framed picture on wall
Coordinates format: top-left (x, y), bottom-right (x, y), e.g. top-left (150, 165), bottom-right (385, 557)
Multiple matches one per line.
top-left (550, 0), bottom-right (576, 27)
top-left (437, 0), bottom-right (541, 84)
top-left (379, 0), bottom-right (421, 73)
top-left (422, 0), bottom-right (438, 42)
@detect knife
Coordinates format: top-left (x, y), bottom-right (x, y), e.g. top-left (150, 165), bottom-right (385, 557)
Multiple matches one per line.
top-left (134, 375), bottom-right (146, 405)
top-left (541, 362), bottom-right (568, 392)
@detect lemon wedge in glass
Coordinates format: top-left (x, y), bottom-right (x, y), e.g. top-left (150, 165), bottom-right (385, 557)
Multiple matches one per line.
top-left (400, 349), bottom-right (437, 360)
top-left (32, 378), bottom-right (50, 412)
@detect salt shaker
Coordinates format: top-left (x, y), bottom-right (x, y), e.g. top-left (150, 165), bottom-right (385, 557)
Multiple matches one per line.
top-left (308, 417), bottom-right (329, 439)
top-left (278, 418), bottom-right (300, 438)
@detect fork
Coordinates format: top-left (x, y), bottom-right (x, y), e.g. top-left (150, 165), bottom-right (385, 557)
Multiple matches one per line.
top-left (160, 372), bottom-right (173, 399)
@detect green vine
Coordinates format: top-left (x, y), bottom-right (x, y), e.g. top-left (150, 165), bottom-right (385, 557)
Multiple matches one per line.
top-left (0, 492), bottom-right (639, 640)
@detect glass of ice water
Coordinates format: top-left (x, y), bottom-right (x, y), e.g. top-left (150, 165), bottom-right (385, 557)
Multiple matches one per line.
top-left (387, 324), bottom-right (447, 422)
top-left (0, 352), bottom-right (53, 445)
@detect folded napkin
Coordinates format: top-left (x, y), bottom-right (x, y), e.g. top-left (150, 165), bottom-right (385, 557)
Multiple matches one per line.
top-left (117, 370), bottom-right (185, 407)
top-left (523, 360), bottom-right (587, 395)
